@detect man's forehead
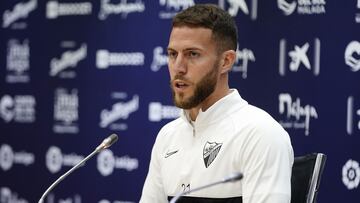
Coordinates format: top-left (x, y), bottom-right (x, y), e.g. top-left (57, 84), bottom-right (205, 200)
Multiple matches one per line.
top-left (168, 26), bottom-right (215, 50)
top-left (170, 25), bottom-right (213, 36)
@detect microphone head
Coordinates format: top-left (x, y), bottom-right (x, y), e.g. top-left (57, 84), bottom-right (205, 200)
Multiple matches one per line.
top-left (96, 134), bottom-right (118, 151)
top-left (103, 134), bottom-right (118, 149)
top-left (223, 172), bottom-right (243, 183)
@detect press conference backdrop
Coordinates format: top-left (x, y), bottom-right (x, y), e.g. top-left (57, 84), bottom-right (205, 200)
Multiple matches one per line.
top-left (0, 0), bottom-right (359, 202)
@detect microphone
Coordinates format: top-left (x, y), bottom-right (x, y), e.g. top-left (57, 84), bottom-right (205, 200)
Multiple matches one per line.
top-left (38, 134), bottom-right (119, 203)
top-left (169, 172), bottom-right (243, 203)
top-left (95, 133), bottom-right (119, 151)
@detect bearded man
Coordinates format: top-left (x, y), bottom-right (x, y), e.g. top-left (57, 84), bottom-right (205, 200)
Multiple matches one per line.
top-left (140, 4), bottom-right (294, 203)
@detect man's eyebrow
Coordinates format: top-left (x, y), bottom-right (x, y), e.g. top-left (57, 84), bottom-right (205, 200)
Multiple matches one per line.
top-left (183, 47), bottom-right (202, 51)
top-left (167, 47), bottom-right (203, 52)
top-left (167, 47), bottom-right (176, 52)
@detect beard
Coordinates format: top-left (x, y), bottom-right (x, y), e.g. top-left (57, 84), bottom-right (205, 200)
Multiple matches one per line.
top-left (170, 62), bottom-right (219, 109)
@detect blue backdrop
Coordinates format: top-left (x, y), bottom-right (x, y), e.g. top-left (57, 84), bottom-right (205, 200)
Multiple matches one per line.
top-left (1, 0), bottom-right (359, 202)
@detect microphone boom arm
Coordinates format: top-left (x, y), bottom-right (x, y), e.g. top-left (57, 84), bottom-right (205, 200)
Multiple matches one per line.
top-left (38, 149), bottom-right (99, 203)
top-left (169, 172), bottom-right (243, 203)
top-left (38, 134), bottom-right (118, 203)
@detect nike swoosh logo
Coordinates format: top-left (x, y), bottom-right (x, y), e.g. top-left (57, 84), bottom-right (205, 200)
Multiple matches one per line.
top-left (165, 150), bottom-right (179, 158)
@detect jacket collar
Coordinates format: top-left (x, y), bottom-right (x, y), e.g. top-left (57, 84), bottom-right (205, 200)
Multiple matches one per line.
top-left (180, 89), bottom-right (248, 128)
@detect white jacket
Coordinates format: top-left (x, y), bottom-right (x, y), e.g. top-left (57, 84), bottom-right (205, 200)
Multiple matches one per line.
top-left (140, 89), bottom-right (294, 203)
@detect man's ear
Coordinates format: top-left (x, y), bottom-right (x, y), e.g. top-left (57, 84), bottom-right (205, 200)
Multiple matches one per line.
top-left (220, 50), bottom-right (236, 74)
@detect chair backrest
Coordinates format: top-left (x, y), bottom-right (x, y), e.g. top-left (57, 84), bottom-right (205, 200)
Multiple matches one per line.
top-left (291, 153), bottom-right (327, 203)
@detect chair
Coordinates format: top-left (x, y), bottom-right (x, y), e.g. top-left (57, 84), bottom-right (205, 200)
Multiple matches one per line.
top-left (291, 153), bottom-right (327, 203)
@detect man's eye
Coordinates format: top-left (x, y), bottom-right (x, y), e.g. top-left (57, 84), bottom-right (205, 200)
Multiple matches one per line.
top-left (168, 52), bottom-right (177, 58)
top-left (189, 51), bottom-right (199, 58)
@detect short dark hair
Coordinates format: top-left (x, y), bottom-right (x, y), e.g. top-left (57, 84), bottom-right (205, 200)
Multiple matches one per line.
top-left (172, 4), bottom-right (238, 52)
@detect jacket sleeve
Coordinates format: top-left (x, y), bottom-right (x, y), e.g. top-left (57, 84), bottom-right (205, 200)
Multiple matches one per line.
top-left (239, 120), bottom-right (294, 203)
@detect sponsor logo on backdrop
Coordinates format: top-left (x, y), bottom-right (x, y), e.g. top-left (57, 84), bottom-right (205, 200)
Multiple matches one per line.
top-left (342, 159), bottom-right (360, 190)
top-left (46, 0), bottom-right (92, 19)
top-left (0, 95), bottom-right (36, 123)
top-left (277, 0), bottom-right (326, 16)
top-left (148, 102), bottom-right (180, 122)
top-left (345, 41), bottom-right (360, 72)
top-left (279, 38), bottom-right (321, 76)
top-left (158, 0), bottom-right (194, 19)
top-left (278, 93), bottom-right (318, 136)
top-left (96, 50), bottom-right (145, 69)
top-left (97, 149), bottom-right (139, 176)
top-left (99, 93), bottom-right (139, 131)
top-left (0, 144), bottom-right (35, 171)
top-left (218, 0), bottom-right (257, 20)
top-left (6, 39), bottom-right (30, 83)
top-left (53, 88), bottom-right (79, 134)
top-left (99, 0), bottom-right (145, 20)
top-left (151, 46), bottom-right (168, 72)
top-left (46, 194), bottom-right (81, 203)
top-left (2, 0), bottom-right (37, 29)
top-left (356, 0), bottom-right (360, 23)
top-left (0, 187), bottom-right (29, 203)
top-left (346, 96), bottom-right (360, 135)
top-left (99, 200), bottom-right (134, 203)
top-left (46, 146), bottom-right (84, 173)
top-left (50, 43), bottom-right (87, 78)
top-left (232, 47), bottom-right (256, 79)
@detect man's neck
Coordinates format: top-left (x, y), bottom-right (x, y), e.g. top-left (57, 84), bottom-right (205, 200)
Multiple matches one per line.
top-left (187, 87), bottom-right (231, 121)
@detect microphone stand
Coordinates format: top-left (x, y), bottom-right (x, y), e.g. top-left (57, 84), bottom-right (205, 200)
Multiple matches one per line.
top-left (169, 172), bottom-right (243, 203)
top-left (38, 134), bottom-right (118, 203)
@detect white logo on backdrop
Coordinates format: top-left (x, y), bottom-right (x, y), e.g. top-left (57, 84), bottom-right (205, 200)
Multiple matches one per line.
top-left (46, 146), bottom-right (84, 173)
top-left (277, 0), bottom-right (296, 15)
top-left (279, 38), bottom-right (321, 76)
top-left (345, 41), bottom-right (360, 72)
top-left (289, 42), bottom-right (311, 71)
top-left (100, 94), bottom-right (139, 131)
top-left (0, 187), bottom-right (29, 203)
top-left (6, 39), bottom-right (30, 83)
top-left (151, 46), bottom-right (168, 72)
top-left (0, 145), bottom-right (13, 171)
top-left (46, 0), bottom-right (92, 19)
top-left (342, 159), bottom-right (360, 190)
top-left (97, 149), bottom-right (139, 176)
top-left (50, 44), bottom-right (87, 77)
top-left (0, 144), bottom-right (35, 171)
top-left (277, 0), bottom-right (326, 15)
top-left (148, 102), bottom-right (180, 122)
top-left (0, 95), bottom-right (14, 122)
top-left (99, 0), bottom-right (145, 20)
top-left (2, 0), bottom-right (37, 28)
top-left (99, 199), bottom-right (135, 203)
top-left (278, 93), bottom-right (318, 136)
top-left (356, 0), bottom-right (360, 23)
top-left (346, 96), bottom-right (360, 135)
top-left (227, 0), bottom-right (249, 16)
top-left (47, 193), bottom-right (81, 203)
top-left (219, 0), bottom-right (257, 20)
top-left (158, 0), bottom-right (194, 19)
top-left (53, 88), bottom-right (79, 134)
top-left (232, 48), bottom-right (256, 79)
top-left (96, 50), bottom-right (145, 69)
top-left (0, 95), bottom-right (36, 123)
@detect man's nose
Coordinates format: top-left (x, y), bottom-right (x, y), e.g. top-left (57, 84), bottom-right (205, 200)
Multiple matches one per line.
top-left (173, 54), bottom-right (187, 74)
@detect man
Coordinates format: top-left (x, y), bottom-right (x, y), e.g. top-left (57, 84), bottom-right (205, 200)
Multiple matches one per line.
top-left (140, 4), bottom-right (293, 203)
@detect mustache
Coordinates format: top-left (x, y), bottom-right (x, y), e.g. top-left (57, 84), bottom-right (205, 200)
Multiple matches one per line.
top-left (170, 75), bottom-right (193, 84)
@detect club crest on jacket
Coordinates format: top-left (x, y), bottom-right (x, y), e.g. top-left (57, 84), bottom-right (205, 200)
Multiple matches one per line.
top-left (203, 141), bottom-right (222, 168)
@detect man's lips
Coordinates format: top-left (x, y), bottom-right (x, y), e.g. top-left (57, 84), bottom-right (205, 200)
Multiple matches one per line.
top-left (172, 79), bottom-right (191, 91)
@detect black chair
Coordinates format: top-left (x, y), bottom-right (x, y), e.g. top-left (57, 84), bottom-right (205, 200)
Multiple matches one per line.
top-left (291, 153), bottom-right (327, 203)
